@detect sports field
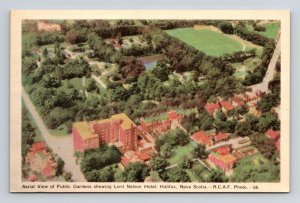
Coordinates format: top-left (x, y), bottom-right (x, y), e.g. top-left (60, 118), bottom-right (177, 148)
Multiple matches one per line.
top-left (166, 28), bottom-right (248, 57)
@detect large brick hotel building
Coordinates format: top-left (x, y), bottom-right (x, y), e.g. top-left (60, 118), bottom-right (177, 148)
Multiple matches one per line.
top-left (73, 113), bottom-right (138, 152)
top-left (73, 111), bottom-right (183, 166)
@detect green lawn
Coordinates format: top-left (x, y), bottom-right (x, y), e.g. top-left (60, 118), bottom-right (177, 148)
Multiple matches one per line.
top-left (149, 171), bottom-right (163, 182)
top-left (189, 163), bottom-right (211, 182)
top-left (48, 124), bottom-right (69, 136)
top-left (166, 28), bottom-right (244, 57)
top-left (168, 143), bottom-right (195, 165)
top-left (246, 22), bottom-right (280, 39)
top-left (259, 22), bottom-right (280, 39)
top-left (231, 57), bottom-right (262, 79)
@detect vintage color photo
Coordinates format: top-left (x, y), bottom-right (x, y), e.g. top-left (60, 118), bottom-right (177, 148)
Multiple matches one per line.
top-left (10, 10), bottom-right (290, 192)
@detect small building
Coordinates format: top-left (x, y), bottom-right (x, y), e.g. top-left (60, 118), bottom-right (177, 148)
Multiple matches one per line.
top-left (265, 129), bottom-right (280, 141)
top-left (192, 131), bottom-right (213, 147)
top-left (214, 132), bottom-right (229, 143)
top-left (219, 100), bottom-right (234, 111)
top-left (204, 103), bottom-right (220, 115)
top-left (208, 152), bottom-right (237, 172)
top-left (212, 145), bottom-right (231, 155)
top-left (231, 96), bottom-right (245, 107)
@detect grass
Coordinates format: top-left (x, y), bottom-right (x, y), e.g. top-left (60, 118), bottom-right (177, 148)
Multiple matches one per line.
top-left (149, 171), bottom-right (163, 182)
top-left (168, 143), bottom-right (195, 165)
top-left (166, 28), bottom-right (244, 57)
top-left (186, 169), bottom-right (199, 182)
top-left (189, 163), bottom-right (211, 182)
top-left (69, 78), bottom-right (84, 90)
top-left (231, 57), bottom-right (262, 79)
top-left (246, 22), bottom-right (280, 39)
top-left (48, 124), bottom-right (69, 136)
top-left (259, 22), bottom-right (280, 39)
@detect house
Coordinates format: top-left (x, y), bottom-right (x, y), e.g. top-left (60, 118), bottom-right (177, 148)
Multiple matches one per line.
top-left (204, 103), bottom-right (220, 115)
top-left (140, 111), bottom-right (183, 134)
top-left (265, 129), bottom-right (280, 141)
top-left (31, 142), bottom-right (46, 152)
top-left (232, 146), bottom-right (257, 160)
top-left (167, 111), bottom-right (183, 122)
top-left (208, 152), bottom-right (237, 172)
top-left (212, 145), bottom-right (231, 155)
top-left (219, 100), bottom-right (234, 111)
top-left (192, 131), bottom-right (213, 147)
top-left (214, 132), bottom-right (229, 143)
top-left (231, 96), bottom-right (245, 107)
top-left (37, 21), bottom-right (61, 32)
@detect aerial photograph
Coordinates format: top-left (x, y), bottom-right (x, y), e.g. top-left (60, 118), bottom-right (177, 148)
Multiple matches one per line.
top-left (21, 19), bottom-right (281, 183)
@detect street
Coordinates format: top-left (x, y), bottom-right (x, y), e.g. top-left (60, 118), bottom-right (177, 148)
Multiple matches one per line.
top-left (22, 87), bottom-right (86, 182)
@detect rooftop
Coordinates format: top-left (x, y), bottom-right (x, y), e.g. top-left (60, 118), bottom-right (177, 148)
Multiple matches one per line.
top-left (265, 129), bottom-right (280, 140)
top-left (111, 113), bottom-right (136, 130)
top-left (73, 121), bottom-right (98, 140)
top-left (205, 103), bottom-right (220, 114)
top-left (73, 113), bottom-right (136, 140)
top-left (219, 154), bottom-right (237, 163)
top-left (220, 100), bottom-right (234, 110)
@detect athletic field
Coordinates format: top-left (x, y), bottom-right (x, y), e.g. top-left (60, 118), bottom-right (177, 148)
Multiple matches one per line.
top-left (166, 27), bottom-right (259, 57)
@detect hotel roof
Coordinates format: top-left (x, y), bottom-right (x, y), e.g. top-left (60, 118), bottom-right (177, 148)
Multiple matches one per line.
top-left (73, 121), bottom-right (98, 140)
top-left (111, 113), bottom-right (136, 130)
top-left (73, 113), bottom-right (137, 140)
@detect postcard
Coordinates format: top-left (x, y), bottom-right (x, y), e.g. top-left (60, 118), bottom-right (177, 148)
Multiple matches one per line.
top-left (10, 10), bottom-right (290, 192)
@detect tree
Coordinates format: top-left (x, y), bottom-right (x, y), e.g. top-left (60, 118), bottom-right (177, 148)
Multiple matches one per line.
top-left (63, 172), bottom-right (73, 182)
top-left (216, 109), bottom-right (227, 122)
top-left (167, 168), bottom-right (191, 182)
top-left (178, 156), bottom-right (193, 169)
top-left (257, 93), bottom-right (280, 113)
top-left (85, 167), bottom-right (115, 182)
top-left (235, 121), bottom-right (252, 137)
top-left (256, 112), bottom-right (280, 133)
top-left (160, 143), bottom-right (173, 158)
top-left (42, 48), bottom-right (49, 58)
top-left (250, 133), bottom-right (277, 160)
top-left (122, 162), bottom-right (150, 182)
top-left (149, 155), bottom-right (169, 172)
top-left (192, 144), bottom-right (208, 159)
top-left (66, 29), bottom-right (87, 44)
top-left (80, 145), bottom-right (122, 175)
top-left (86, 80), bottom-right (98, 92)
top-left (56, 157), bottom-right (65, 176)
top-left (218, 22), bottom-right (234, 34)
top-left (209, 169), bottom-right (228, 182)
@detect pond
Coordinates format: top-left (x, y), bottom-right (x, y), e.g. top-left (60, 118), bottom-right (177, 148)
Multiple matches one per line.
top-left (144, 60), bottom-right (158, 70)
top-left (138, 54), bottom-right (167, 70)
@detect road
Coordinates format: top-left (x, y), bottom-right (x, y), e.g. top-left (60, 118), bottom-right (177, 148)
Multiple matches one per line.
top-left (249, 35), bottom-right (281, 93)
top-left (91, 74), bottom-right (107, 88)
top-left (22, 87), bottom-right (86, 182)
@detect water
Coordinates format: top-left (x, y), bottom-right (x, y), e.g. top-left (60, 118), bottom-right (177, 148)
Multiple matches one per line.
top-left (144, 60), bottom-right (157, 70)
